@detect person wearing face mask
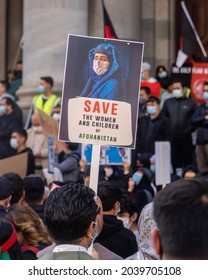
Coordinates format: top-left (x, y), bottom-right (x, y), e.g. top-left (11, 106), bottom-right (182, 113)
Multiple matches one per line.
top-left (0, 97), bottom-right (23, 159)
top-left (155, 65), bottom-right (169, 89)
top-left (80, 43), bottom-right (126, 101)
top-left (192, 82), bottom-right (208, 171)
top-left (10, 128), bottom-right (35, 176)
top-left (0, 176), bottom-right (14, 217)
top-left (32, 76), bottom-right (61, 116)
top-left (117, 194), bottom-right (139, 244)
top-left (135, 96), bottom-right (169, 169)
top-left (26, 113), bottom-right (48, 176)
top-left (96, 180), bottom-right (138, 259)
top-left (162, 79), bottom-right (197, 173)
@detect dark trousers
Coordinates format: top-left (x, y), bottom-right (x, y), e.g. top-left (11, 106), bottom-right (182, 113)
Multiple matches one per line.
top-left (171, 136), bottom-right (194, 173)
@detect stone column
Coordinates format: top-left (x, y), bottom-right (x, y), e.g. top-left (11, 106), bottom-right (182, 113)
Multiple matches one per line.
top-left (0, 0), bottom-right (6, 78)
top-left (17, 0), bottom-right (89, 121)
top-left (155, 0), bottom-right (175, 69)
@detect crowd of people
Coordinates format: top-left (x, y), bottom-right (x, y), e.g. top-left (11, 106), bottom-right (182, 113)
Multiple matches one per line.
top-left (1, 59), bottom-right (208, 260)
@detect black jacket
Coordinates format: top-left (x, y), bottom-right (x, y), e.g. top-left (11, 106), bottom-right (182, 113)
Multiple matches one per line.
top-left (18, 148), bottom-right (35, 176)
top-left (191, 103), bottom-right (208, 145)
top-left (136, 112), bottom-right (169, 155)
top-left (0, 109), bottom-right (23, 158)
top-left (162, 97), bottom-right (197, 139)
top-left (95, 215), bottom-right (138, 259)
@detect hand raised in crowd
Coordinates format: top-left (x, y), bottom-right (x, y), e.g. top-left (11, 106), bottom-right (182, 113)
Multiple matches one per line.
top-left (122, 161), bottom-right (131, 175)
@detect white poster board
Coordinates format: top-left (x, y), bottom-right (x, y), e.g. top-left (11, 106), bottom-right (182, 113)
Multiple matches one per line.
top-left (155, 141), bottom-right (171, 186)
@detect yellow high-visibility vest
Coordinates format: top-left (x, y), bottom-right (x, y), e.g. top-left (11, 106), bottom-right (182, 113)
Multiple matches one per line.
top-left (33, 94), bottom-right (61, 116)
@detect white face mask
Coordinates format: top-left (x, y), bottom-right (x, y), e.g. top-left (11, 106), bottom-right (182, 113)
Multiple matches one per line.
top-left (53, 113), bottom-right (61, 121)
top-left (93, 59), bottom-right (109, 75)
top-left (117, 217), bottom-right (132, 229)
top-left (104, 167), bottom-right (113, 178)
top-left (172, 89), bottom-right (183, 98)
top-left (10, 138), bottom-right (19, 149)
top-left (33, 126), bottom-right (43, 133)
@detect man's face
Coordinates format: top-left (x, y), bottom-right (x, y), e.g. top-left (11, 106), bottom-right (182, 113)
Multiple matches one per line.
top-left (140, 89), bottom-right (149, 100)
top-left (0, 99), bottom-right (9, 114)
top-left (203, 85), bottom-right (208, 93)
top-left (0, 83), bottom-right (6, 95)
top-left (11, 132), bottom-right (24, 145)
top-left (172, 82), bottom-right (183, 92)
top-left (40, 79), bottom-right (51, 91)
top-left (146, 101), bottom-right (159, 113)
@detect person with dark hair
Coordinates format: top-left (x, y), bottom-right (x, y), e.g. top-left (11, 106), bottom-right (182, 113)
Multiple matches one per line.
top-left (152, 178), bottom-right (208, 260)
top-left (134, 96), bottom-right (169, 170)
top-left (54, 142), bottom-right (81, 183)
top-left (155, 65), bottom-right (170, 89)
top-left (3, 172), bottom-right (24, 206)
top-left (96, 180), bottom-right (138, 259)
top-left (0, 221), bottom-right (23, 260)
top-left (22, 176), bottom-right (46, 224)
top-left (40, 183), bottom-right (98, 260)
top-left (162, 79), bottom-right (197, 172)
top-left (117, 194), bottom-right (139, 243)
top-left (80, 43), bottom-right (126, 101)
top-left (32, 76), bottom-right (61, 116)
top-left (192, 82), bottom-right (208, 171)
top-left (128, 167), bottom-right (155, 215)
top-left (182, 164), bottom-right (198, 179)
top-left (0, 176), bottom-right (14, 216)
top-left (160, 78), bottom-right (173, 109)
top-left (0, 80), bottom-right (15, 101)
top-left (0, 97), bottom-right (23, 159)
top-left (10, 128), bottom-right (35, 175)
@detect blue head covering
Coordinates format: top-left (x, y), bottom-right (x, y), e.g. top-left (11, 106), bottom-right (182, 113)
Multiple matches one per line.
top-left (81, 43), bottom-right (126, 101)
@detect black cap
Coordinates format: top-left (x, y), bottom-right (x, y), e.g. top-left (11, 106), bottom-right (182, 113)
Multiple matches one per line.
top-left (0, 176), bottom-right (14, 200)
top-left (23, 177), bottom-right (45, 202)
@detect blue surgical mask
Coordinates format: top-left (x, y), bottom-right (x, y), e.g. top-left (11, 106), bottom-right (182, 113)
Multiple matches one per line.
top-left (172, 89), bottom-right (183, 98)
top-left (203, 91), bottom-right (208, 100)
top-left (150, 165), bottom-right (156, 173)
top-left (0, 105), bottom-right (6, 115)
top-left (141, 73), bottom-right (145, 81)
top-left (146, 106), bottom-right (157, 115)
top-left (158, 71), bottom-right (168, 79)
top-left (132, 172), bottom-right (143, 185)
top-left (38, 85), bottom-right (45, 93)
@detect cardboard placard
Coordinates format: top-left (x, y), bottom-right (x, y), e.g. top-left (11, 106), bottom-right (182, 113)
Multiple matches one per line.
top-left (0, 153), bottom-right (27, 178)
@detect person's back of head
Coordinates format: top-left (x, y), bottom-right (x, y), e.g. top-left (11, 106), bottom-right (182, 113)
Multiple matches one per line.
top-left (153, 178), bottom-right (208, 259)
top-left (40, 76), bottom-right (54, 88)
top-left (97, 180), bottom-right (121, 212)
top-left (3, 172), bottom-right (24, 205)
top-left (44, 183), bottom-right (97, 245)
top-left (0, 221), bottom-right (23, 260)
top-left (0, 176), bottom-right (14, 209)
top-left (23, 176), bottom-right (45, 205)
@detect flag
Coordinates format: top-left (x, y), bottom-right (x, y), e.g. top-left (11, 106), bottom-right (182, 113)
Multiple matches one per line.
top-left (176, 1), bottom-right (207, 67)
top-left (181, 2), bottom-right (200, 56)
top-left (102, 1), bottom-right (117, 39)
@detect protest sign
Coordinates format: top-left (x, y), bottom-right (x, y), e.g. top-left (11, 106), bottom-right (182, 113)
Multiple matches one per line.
top-left (155, 142), bottom-right (171, 186)
top-left (171, 62), bottom-right (208, 104)
top-left (82, 144), bottom-right (131, 165)
top-left (59, 34), bottom-right (144, 149)
top-left (59, 35), bottom-right (144, 192)
top-left (38, 109), bottom-right (66, 152)
top-left (0, 153), bottom-right (27, 178)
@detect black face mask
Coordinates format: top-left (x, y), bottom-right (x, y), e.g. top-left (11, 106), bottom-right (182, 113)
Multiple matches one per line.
top-left (14, 70), bottom-right (22, 79)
